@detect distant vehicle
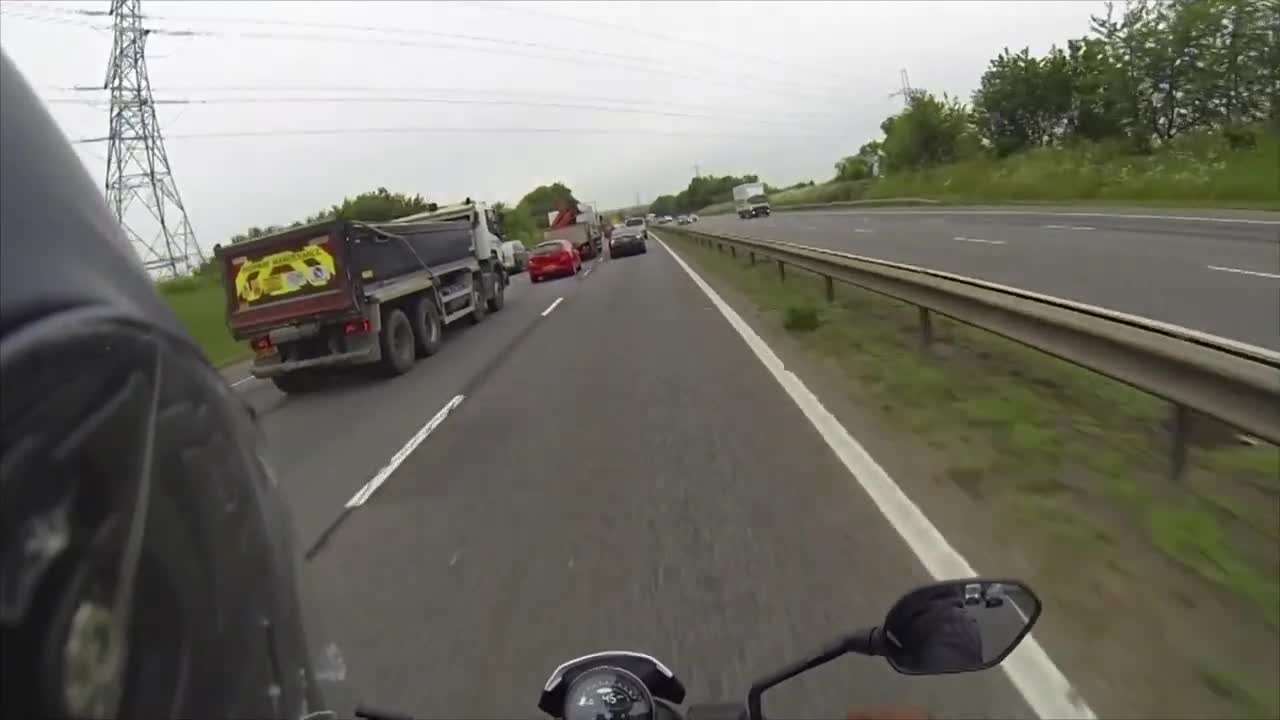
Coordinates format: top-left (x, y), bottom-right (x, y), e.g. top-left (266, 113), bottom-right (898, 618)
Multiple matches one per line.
top-left (528, 239), bottom-right (581, 283)
top-left (733, 182), bottom-right (770, 219)
top-left (658, 215), bottom-right (673, 224)
top-left (676, 215), bottom-right (690, 225)
top-left (498, 239), bottom-right (529, 274)
top-left (610, 221), bottom-right (648, 258)
top-left (543, 202), bottom-right (602, 259)
top-left (622, 216), bottom-right (648, 240)
top-left (689, 214), bottom-right (699, 223)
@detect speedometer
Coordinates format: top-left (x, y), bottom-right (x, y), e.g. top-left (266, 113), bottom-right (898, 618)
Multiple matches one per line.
top-left (563, 666), bottom-right (654, 720)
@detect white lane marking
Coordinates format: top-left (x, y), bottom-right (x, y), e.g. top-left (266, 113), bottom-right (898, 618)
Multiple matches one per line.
top-left (852, 228), bottom-right (873, 234)
top-left (655, 233), bottom-right (1095, 720)
top-left (230, 377), bottom-right (252, 388)
top-left (1207, 265), bottom-right (1280, 279)
top-left (541, 296), bottom-right (565, 316)
top-left (345, 394), bottom-right (465, 508)
top-left (1043, 224), bottom-right (1095, 231)
top-left (954, 236), bottom-right (1006, 245)
top-left (821, 209), bottom-right (1280, 226)
top-left (584, 266), bottom-right (593, 277)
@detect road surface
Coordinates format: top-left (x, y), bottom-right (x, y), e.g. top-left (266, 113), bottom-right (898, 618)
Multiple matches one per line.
top-left (695, 207), bottom-right (1280, 350)
top-left (228, 247), bottom-right (1041, 718)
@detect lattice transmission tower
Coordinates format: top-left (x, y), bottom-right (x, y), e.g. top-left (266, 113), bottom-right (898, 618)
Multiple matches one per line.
top-left (102, 0), bottom-right (202, 276)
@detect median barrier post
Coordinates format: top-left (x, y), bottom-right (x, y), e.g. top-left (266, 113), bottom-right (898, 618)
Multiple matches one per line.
top-left (748, 251), bottom-right (756, 266)
top-left (824, 275), bottom-right (834, 302)
top-left (730, 246), bottom-right (737, 259)
top-left (918, 307), bottom-right (933, 350)
top-left (777, 260), bottom-right (786, 282)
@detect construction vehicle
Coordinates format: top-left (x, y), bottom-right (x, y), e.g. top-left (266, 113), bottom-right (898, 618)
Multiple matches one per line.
top-left (543, 200), bottom-right (602, 259)
top-left (215, 199), bottom-right (509, 394)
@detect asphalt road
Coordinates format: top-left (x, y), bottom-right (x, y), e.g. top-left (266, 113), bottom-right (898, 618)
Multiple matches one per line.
top-left (228, 245), bottom-right (1038, 718)
top-left (694, 207), bottom-right (1280, 350)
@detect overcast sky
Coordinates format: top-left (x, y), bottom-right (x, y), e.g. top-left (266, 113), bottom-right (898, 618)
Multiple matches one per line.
top-left (1, 0), bottom-right (1103, 252)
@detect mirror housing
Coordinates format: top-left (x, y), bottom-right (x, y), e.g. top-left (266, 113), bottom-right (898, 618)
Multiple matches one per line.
top-left (882, 579), bottom-right (1041, 675)
top-left (744, 578), bottom-right (1040, 720)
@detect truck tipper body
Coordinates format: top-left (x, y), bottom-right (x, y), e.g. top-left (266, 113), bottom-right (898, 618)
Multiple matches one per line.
top-left (215, 200), bottom-right (509, 393)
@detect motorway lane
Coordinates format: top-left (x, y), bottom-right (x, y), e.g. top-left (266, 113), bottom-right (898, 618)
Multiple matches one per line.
top-left (297, 240), bottom-right (1035, 718)
top-left (237, 269), bottom-right (590, 553)
top-left (696, 208), bottom-right (1280, 350)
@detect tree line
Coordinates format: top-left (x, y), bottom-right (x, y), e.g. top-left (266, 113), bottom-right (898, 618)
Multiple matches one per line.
top-left (657, 0), bottom-right (1277, 208)
top-left (844, 0), bottom-right (1276, 178)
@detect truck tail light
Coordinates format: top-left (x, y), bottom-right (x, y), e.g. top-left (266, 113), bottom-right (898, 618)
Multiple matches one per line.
top-left (343, 319), bottom-right (371, 335)
top-left (251, 336), bottom-right (272, 351)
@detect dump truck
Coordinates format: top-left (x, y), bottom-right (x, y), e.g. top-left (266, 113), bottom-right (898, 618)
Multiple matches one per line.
top-left (543, 201), bottom-right (602, 259)
top-left (215, 199), bottom-right (509, 394)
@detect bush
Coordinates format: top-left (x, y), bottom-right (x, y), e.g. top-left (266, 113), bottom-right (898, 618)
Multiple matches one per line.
top-left (784, 304), bottom-right (822, 332)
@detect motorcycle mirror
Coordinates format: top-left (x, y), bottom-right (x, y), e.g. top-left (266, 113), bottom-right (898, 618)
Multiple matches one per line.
top-left (881, 579), bottom-right (1041, 675)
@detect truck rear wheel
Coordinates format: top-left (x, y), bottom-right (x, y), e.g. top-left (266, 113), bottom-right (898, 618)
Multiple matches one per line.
top-left (468, 278), bottom-right (488, 325)
top-left (486, 271), bottom-right (505, 312)
top-left (380, 308), bottom-right (416, 375)
top-left (411, 295), bottom-right (443, 357)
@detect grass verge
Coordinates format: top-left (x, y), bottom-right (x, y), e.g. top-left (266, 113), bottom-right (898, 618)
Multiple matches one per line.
top-left (697, 132), bottom-right (1280, 215)
top-left (159, 275), bottom-right (249, 368)
top-left (662, 228), bottom-right (1279, 719)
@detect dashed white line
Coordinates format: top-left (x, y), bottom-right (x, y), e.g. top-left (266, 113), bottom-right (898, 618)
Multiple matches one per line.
top-left (541, 296), bottom-right (565, 316)
top-left (1043, 224), bottom-right (1095, 231)
top-left (583, 266), bottom-right (593, 277)
top-left (655, 232), bottom-right (1094, 720)
top-left (954, 236), bottom-right (1006, 245)
top-left (345, 394), bottom-right (465, 508)
top-left (1207, 265), bottom-right (1280, 279)
top-left (852, 228), bottom-right (873, 234)
top-left (230, 377), bottom-right (252, 388)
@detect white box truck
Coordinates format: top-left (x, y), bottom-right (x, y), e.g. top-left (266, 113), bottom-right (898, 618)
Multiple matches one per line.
top-left (732, 182), bottom-right (770, 219)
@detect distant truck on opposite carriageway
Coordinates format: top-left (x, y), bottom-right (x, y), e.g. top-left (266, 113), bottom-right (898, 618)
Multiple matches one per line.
top-left (732, 182), bottom-right (770, 219)
top-left (214, 199), bottom-right (511, 394)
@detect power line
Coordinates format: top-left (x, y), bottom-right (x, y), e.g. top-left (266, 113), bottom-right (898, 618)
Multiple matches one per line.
top-left (4, 3), bottom-right (857, 101)
top-left (71, 124), bottom-right (842, 145)
top-left (48, 83), bottom-right (839, 120)
top-left (457, 0), bottom-right (859, 85)
top-left (43, 94), bottom-right (835, 130)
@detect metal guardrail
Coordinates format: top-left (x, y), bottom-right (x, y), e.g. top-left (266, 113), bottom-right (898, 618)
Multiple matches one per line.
top-left (662, 226), bottom-right (1280, 479)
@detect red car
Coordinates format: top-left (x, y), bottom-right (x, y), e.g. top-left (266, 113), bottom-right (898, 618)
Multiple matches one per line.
top-left (528, 239), bottom-right (582, 283)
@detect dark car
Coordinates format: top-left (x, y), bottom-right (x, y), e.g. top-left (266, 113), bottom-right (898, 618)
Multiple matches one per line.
top-left (528, 239), bottom-right (582, 283)
top-left (609, 217), bottom-right (648, 258)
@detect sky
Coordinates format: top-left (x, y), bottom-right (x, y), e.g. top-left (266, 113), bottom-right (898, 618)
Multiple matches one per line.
top-left (0, 0), bottom-right (1104, 255)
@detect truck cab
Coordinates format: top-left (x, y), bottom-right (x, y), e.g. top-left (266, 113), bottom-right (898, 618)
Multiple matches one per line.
top-left (732, 182), bottom-right (771, 219)
top-left (389, 199), bottom-right (507, 269)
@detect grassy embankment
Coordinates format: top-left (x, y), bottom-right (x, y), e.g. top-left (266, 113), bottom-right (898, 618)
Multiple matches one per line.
top-left (699, 132), bottom-right (1280, 215)
top-left (661, 227), bottom-right (1278, 719)
top-left (159, 274), bottom-right (247, 368)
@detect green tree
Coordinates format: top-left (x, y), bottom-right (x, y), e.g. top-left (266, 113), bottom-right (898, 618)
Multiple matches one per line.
top-left (833, 156), bottom-right (871, 181)
top-left (649, 194), bottom-right (679, 216)
top-left (971, 47), bottom-right (1075, 155)
top-left (880, 91), bottom-right (978, 172)
top-left (516, 183), bottom-right (578, 228)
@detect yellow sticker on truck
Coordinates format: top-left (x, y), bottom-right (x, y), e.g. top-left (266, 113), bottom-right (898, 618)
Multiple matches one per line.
top-left (234, 242), bottom-right (338, 305)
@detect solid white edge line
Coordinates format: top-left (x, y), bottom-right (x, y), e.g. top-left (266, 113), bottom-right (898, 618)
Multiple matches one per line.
top-left (1207, 265), bottom-right (1280, 279)
top-left (345, 394), bottom-right (466, 508)
top-left (653, 232), bottom-right (1096, 720)
top-left (230, 377), bottom-right (252, 388)
top-left (541, 296), bottom-right (565, 316)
